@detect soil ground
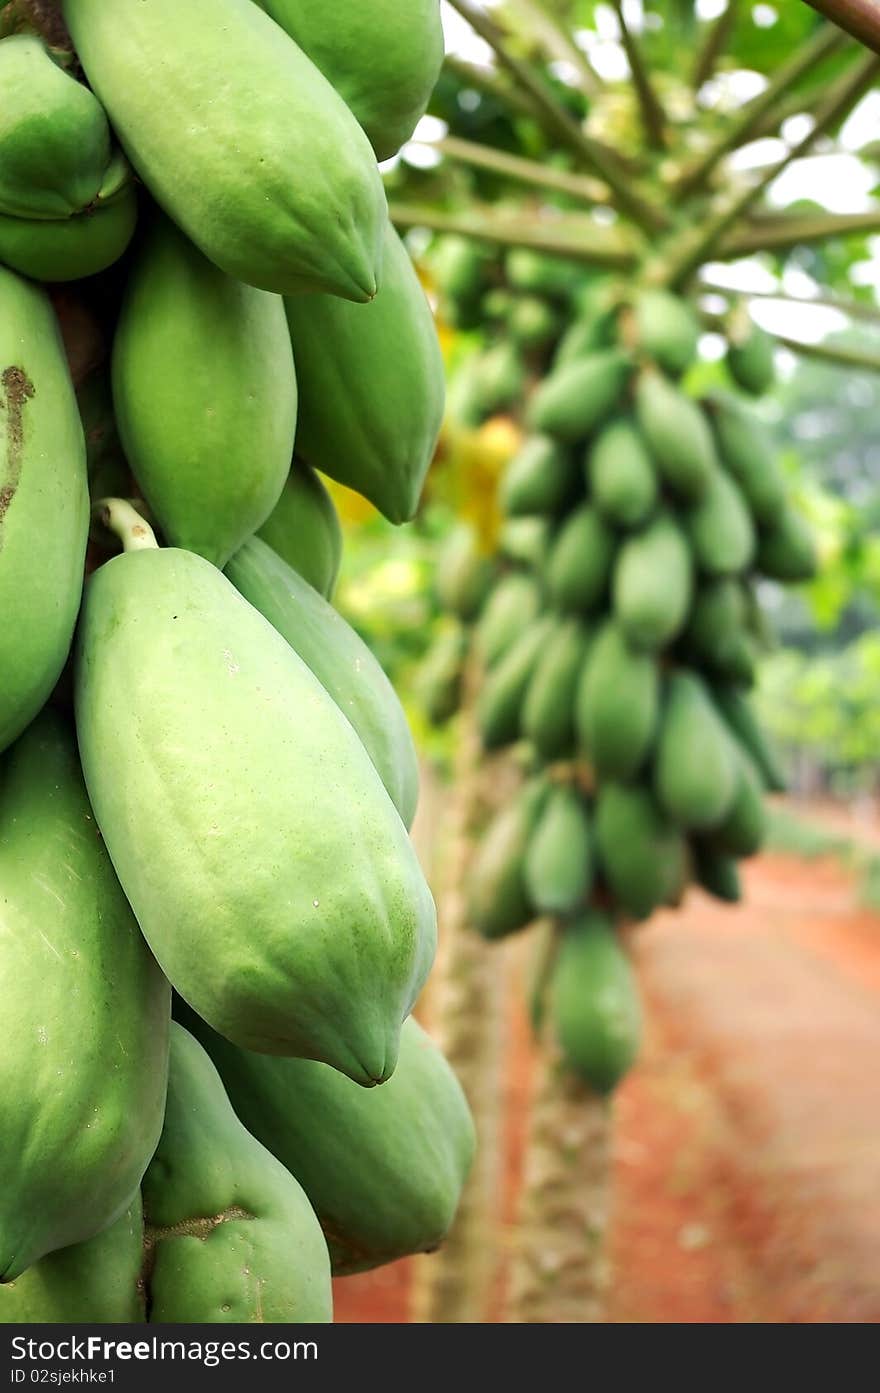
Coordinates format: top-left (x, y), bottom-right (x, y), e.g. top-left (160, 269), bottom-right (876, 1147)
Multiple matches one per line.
top-left (332, 817), bottom-right (880, 1324)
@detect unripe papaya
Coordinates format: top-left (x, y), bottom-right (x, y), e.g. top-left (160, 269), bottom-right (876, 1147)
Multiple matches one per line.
top-left (522, 619), bottom-right (592, 760)
top-left (286, 223), bottom-right (444, 523)
top-left (435, 522), bottom-right (493, 622)
top-left (613, 512), bottom-right (693, 649)
top-left (0, 188), bottom-right (137, 282)
top-left (551, 915), bottom-right (642, 1093)
top-left (684, 465), bottom-right (755, 576)
top-left (257, 459), bottom-right (342, 600)
top-left (553, 302), bottom-right (619, 367)
top-left (683, 579), bottom-right (755, 684)
top-left (0, 266), bottom-right (88, 755)
top-left (468, 780), bottom-right (548, 939)
top-left (693, 844), bottom-right (742, 903)
top-left (756, 505), bottom-right (818, 582)
top-left (528, 350), bottom-right (631, 442)
top-left (180, 1013), bottom-right (475, 1277)
top-left (707, 393), bottom-right (786, 525)
top-left (545, 503), bottom-right (616, 614)
top-left (142, 1025), bottom-right (332, 1323)
top-left (447, 341), bottom-right (526, 427)
top-left (635, 369), bottom-right (716, 499)
top-left (587, 417), bottom-right (658, 529)
top-left (417, 624), bottom-right (468, 727)
top-left (432, 237), bottom-right (493, 327)
top-left (500, 515), bottom-right (552, 570)
top-left (712, 684), bottom-right (787, 793)
top-left (62, 0), bottom-right (386, 300)
top-left (0, 1202), bottom-right (144, 1324)
top-left (500, 435), bottom-right (577, 517)
top-left (576, 621), bottom-right (659, 779)
top-left (75, 543), bottom-right (436, 1084)
top-left (634, 289), bottom-right (698, 377)
top-left (595, 784), bottom-right (685, 921)
top-left (254, 0), bottom-right (443, 161)
top-left (654, 671), bottom-right (738, 831)
top-left (727, 320), bottom-right (775, 396)
top-left (0, 711), bottom-right (170, 1282)
top-left (706, 746), bottom-right (766, 858)
top-left (507, 295), bottom-right (561, 350)
top-left (475, 571), bottom-right (543, 668)
top-left (506, 249), bottom-right (585, 301)
top-left (227, 538), bottom-right (419, 829)
top-left (524, 785), bottom-right (594, 916)
top-left (113, 215), bottom-right (297, 568)
top-left (477, 616), bottom-right (555, 749)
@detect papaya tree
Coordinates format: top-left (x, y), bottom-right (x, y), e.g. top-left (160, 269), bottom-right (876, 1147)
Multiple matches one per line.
top-left (401, 0), bottom-right (880, 1322)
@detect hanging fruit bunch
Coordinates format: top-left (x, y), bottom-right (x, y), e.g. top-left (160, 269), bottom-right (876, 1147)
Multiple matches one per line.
top-left (0, 0), bottom-right (476, 1325)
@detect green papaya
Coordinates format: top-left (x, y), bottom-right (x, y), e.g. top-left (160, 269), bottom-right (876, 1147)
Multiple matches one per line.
top-left (587, 417), bottom-right (658, 529)
top-left (417, 624), bottom-right (468, 727)
top-left (477, 616), bottom-right (555, 750)
top-left (143, 1025), bottom-right (332, 1322)
top-left (0, 710), bottom-right (170, 1281)
top-left (0, 265), bottom-right (89, 755)
top-left (576, 621), bottom-right (659, 779)
top-left (524, 785), bottom-right (594, 916)
top-left (500, 435), bottom-right (577, 518)
top-left (595, 783), bottom-right (685, 921)
top-left (482, 288), bottom-right (516, 323)
top-left (684, 465), bottom-right (755, 577)
top-left (500, 515), bottom-right (552, 570)
top-left (507, 295), bottom-right (561, 350)
top-left (545, 503), bottom-right (616, 614)
top-left (552, 302), bottom-right (618, 368)
top-left (528, 350), bottom-right (631, 443)
top-left (435, 522), bottom-right (493, 622)
top-left (727, 320), bottom-right (775, 396)
top-left (62, 0), bottom-right (386, 299)
top-left (693, 844), bottom-right (742, 903)
top-left (475, 571), bottom-right (543, 668)
top-left (506, 249), bottom-right (585, 302)
top-left (226, 538), bottom-right (419, 830)
top-left (286, 223), bottom-right (444, 523)
top-left (181, 1013), bottom-right (475, 1276)
top-left (256, 459), bottom-right (342, 600)
top-left (75, 538), bottom-right (436, 1084)
top-left (468, 779), bottom-right (548, 939)
top-left (706, 746), bottom-right (766, 858)
top-left (613, 512), bottom-right (693, 649)
top-left (635, 369), bottom-right (716, 499)
top-left (551, 915), bottom-right (642, 1094)
top-left (522, 619), bottom-right (591, 760)
top-left (634, 289), bottom-right (698, 377)
top-left (113, 214), bottom-right (297, 568)
top-left (712, 684), bottom-right (787, 793)
top-left (254, 0), bottom-right (443, 161)
top-left (0, 1202), bottom-right (144, 1324)
top-left (654, 671), bottom-right (738, 831)
top-left (0, 189), bottom-right (137, 284)
top-left (756, 505), bottom-right (818, 582)
top-left (683, 579), bottom-right (755, 684)
top-left (707, 393), bottom-right (786, 525)
top-left (432, 237), bottom-right (493, 328)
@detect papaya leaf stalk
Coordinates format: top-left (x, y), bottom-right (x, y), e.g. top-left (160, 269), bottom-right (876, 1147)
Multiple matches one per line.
top-left (389, 201), bottom-right (638, 268)
top-left (432, 134), bottom-right (610, 207)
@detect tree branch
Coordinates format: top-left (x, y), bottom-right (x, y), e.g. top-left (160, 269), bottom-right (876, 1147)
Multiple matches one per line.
top-left (692, 0), bottom-right (739, 91)
top-left (699, 273), bottom-right (880, 328)
top-left (803, 0), bottom-right (880, 55)
top-left (389, 201), bottom-right (638, 268)
top-left (506, 0), bottom-right (601, 98)
top-left (772, 331), bottom-right (880, 371)
top-left (430, 134), bottom-right (609, 205)
top-left (610, 0), bottom-right (667, 150)
top-left (722, 207), bottom-right (880, 257)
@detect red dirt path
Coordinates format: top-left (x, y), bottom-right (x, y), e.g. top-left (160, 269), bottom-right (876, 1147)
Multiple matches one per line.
top-left (332, 850), bottom-right (880, 1324)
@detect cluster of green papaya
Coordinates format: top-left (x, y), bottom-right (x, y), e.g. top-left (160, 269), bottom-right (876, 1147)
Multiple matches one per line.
top-left (428, 246), bottom-right (816, 1096)
top-left (0, 0), bottom-right (474, 1324)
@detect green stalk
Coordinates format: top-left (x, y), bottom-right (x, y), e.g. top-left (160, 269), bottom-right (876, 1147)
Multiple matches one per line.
top-left (692, 0), bottom-right (739, 90)
top-left (699, 274), bottom-right (880, 328)
top-left (389, 201), bottom-right (639, 268)
top-left (505, 0), bottom-right (602, 99)
top-left (443, 53), bottom-right (544, 121)
top-left (433, 134), bottom-right (609, 205)
top-left (722, 207), bottom-right (880, 257)
top-left (610, 0), bottom-right (668, 149)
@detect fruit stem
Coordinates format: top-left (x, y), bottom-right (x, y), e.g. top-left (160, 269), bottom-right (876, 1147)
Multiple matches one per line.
top-left (93, 498), bottom-right (159, 553)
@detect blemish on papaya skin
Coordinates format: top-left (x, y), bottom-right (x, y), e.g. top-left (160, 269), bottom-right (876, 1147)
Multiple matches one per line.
top-left (0, 365), bottom-right (36, 541)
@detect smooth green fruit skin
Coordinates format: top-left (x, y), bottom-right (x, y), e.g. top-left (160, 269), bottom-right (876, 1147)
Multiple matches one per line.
top-left (528, 351), bottom-right (631, 442)
top-left (613, 513), bottom-right (693, 649)
top-left (0, 187), bottom-right (137, 282)
top-left (506, 249), bottom-right (585, 301)
top-left (435, 522), bottom-right (493, 622)
top-left (0, 711), bottom-right (170, 1282)
top-left (546, 503), bottom-right (616, 614)
top-left (500, 515), bottom-right (551, 570)
top-left (552, 915), bottom-right (642, 1094)
top-left (143, 1025), bottom-right (332, 1323)
top-left (635, 371), bottom-right (716, 500)
top-left (684, 466), bottom-right (755, 577)
top-left (0, 35), bottom-right (112, 219)
top-left (257, 459), bottom-right (342, 600)
top-left (757, 506), bottom-right (818, 581)
top-left (287, 223), bottom-right (444, 523)
top-left (476, 572), bottom-right (542, 669)
top-left (468, 780), bottom-right (548, 939)
top-left (508, 295), bottom-right (560, 350)
top-left (684, 579), bottom-right (754, 683)
top-left (182, 1012), bottom-right (475, 1277)
top-left (709, 394), bottom-right (785, 525)
top-left (525, 786), bottom-right (594, 916)
top-left (654, 672), bottom-right (738, 831)
top-left (635, 289), bottom-right (698, 378)
top-left (694, 845), bottom-right (742, 903)
top-left (418, 624), bottom-right (467, 727)
top-left (477, 617), bottom-right (555, 749)
top-left (255, 0), bottom-right (443, 161)
top-left (113, 215), bottom-right (296, 569)
top-left (595, 784), bottom-right (684, 921)
top-left (727, 328), bottom-right (775, 396)
top-left (707, 747), bottom-right (766, 858)
top-left (75, 548), bottom-right (436, 1085)
top-left (0, 1202), bottom-right (144, 1324)
top-left (500, 434), bottom-right (576, 517)
top-left (227, 538), bottom-right (419, 831)
top-left (62, 0), bottom-right (386, 300)
top-left (0, 266), bottom-right (89, 755)
top-left (522, 619), bottom-right (591, 760)
top-left (577, 622), bottom-right (659, 780)
top-left (587, 417), bottom-right (658, 528)
top-left (713, 685), bottom-right (787, 793)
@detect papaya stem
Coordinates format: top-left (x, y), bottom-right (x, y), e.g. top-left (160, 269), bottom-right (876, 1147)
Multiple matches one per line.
top-left (609, 0), bottom-right (668, 151)
top-left (700, 309), bottom-right (880, 373)
top-left (442, 54), bottom-right (539, 121)
top-left (504, 0), bottom-right (602, 99)
top-left (803, 0), bottom-right (880, 54)
top-left (389, 201), bottom-right (638, 268)
top-left (699, 274), bottom-right (880, 328)
top-left (691, 0), bottom-right (739, 91)
top-left (93, 498), bottom-right (159, 553)
top-left (721, 207), bottom-right (880, 258)
top-left (431, 134), bottom-right (609, 207)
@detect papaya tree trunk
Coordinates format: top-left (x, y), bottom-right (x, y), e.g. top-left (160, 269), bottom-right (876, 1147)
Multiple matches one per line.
top-left (506, 1038), bottom-right (613, 1324)
top-left (410, 663), bottom-right (514, 1324)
